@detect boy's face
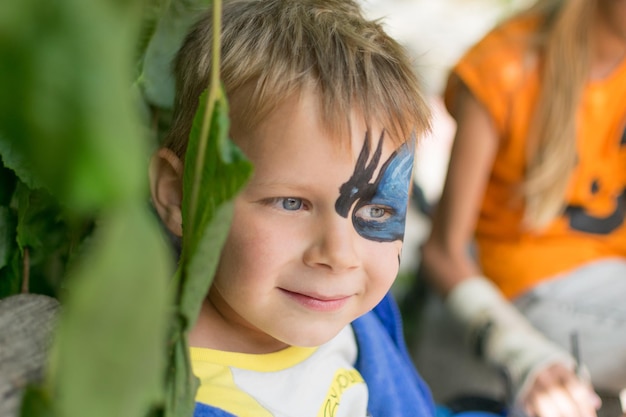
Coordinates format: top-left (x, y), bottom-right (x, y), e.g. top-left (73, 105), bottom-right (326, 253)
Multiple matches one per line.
top-left (199, 90), bottom-right (414, 353)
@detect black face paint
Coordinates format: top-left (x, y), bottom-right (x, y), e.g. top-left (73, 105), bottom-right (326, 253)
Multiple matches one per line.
top-left (335, 130), bottom-right (415, 242)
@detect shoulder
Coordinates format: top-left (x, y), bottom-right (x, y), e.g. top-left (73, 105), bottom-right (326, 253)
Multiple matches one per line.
top-left (354, 292), bottom-right (402, 342)
top-left (459, 15), bottom-right (537, 76)
top-left (445, 15), bottom-right (540, 130)
top-left (193, 402), bottom-right (237, 417)
top-left (448, 16), bottom-right (539, 95)
top-left (352, 294), bottom-right (436, 417)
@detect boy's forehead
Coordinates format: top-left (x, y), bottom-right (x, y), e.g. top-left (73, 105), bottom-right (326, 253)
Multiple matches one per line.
top-left (228, 87), bottom-right (403, 155)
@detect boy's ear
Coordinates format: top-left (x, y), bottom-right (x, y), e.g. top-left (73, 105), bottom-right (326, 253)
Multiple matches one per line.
top-left (150, 148), bottom-right (184, 237)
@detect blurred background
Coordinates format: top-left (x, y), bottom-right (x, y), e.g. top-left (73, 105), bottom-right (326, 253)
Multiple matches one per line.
top-left (360, 0), bottom-right (536, 406)
top-left (359, 0), bottom-right (534, 277)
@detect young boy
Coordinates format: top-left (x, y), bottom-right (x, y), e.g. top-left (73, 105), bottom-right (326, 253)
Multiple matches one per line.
top-left (149, 1), bottom-right (434, 416)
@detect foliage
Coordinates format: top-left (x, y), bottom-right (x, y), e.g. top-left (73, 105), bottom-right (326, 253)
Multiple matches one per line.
top-left (0, 0), bottom-right (251, 416)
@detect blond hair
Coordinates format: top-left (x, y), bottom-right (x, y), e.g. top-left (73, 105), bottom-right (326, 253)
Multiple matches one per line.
top-left (520, 0), bottom-right (595, 228)
top-left (164, 0), bottom-right (430, 157)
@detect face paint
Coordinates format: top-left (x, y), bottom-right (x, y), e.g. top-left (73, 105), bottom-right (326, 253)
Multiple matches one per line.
top-left (335, 131), bottom-right (415, 242)
top-left (335, 130), bottom-right (383, 218)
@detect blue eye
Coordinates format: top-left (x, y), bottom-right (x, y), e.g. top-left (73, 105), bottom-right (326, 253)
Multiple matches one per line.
top-left (354, 205), bottom-right (392, 222)
top-left (368, 207), bottom-right (386, 219)
top-left (337, 134), bottom-right (415, 242)
top-left (282, 197), bottom-right (303, 211)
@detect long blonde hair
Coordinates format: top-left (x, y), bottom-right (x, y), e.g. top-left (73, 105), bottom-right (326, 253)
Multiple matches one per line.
top-left (522, 0), bottom-right (596, 229)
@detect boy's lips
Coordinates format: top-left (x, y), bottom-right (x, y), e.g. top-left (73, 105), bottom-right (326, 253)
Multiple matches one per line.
top-left (280, 288), bottom-right (351, 312)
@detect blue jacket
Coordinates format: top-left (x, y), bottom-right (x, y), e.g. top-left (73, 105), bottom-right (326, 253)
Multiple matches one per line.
top-left (193, 292), bottom-right (436, 417)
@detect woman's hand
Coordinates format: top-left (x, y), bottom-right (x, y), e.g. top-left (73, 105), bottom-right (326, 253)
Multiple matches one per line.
top-left (521, 363), bottom-right (601, 417)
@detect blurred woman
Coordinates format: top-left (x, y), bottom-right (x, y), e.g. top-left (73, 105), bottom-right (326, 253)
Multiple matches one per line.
top-left (419, 0), bottom-right (626, 416)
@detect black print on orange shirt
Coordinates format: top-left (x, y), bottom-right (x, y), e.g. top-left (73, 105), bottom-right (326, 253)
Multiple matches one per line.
top-left (565, 127), bottom-right (626, 234)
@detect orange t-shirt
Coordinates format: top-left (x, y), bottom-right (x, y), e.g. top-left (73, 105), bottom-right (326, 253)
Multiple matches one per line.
top-left (445, 16), bottom-right (626, 299)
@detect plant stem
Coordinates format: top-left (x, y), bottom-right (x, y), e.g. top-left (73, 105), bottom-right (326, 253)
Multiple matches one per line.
top-left (188, 0), bottom-right (223, 232)
top-left (21, 247), bottom-right (30, 294)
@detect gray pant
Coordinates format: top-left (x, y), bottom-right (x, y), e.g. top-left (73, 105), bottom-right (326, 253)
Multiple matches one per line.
top-left (515, 258), bottom-right (626, 393)
top-left (410, 259), bottom-right (626, 404)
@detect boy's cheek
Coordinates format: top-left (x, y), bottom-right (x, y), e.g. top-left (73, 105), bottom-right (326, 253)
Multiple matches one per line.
top-left (366, 241), bottom-right (403, 275)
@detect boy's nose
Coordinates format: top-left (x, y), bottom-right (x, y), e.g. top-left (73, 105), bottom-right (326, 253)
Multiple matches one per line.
top-left (302, 215), bottom-right (360, 272)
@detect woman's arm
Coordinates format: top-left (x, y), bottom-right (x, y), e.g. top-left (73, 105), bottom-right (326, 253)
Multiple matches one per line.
top-left (419, 81), bottom-right (600, 417)
top-left (420, 80), bottom-right (497, 296)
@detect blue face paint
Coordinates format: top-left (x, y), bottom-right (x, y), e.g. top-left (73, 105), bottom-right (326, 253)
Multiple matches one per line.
top-left (335, 131), bottom-right (415, 242)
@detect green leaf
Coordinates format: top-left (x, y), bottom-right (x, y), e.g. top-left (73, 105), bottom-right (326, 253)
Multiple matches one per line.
top-left (135, 0), bottom-right (168, 64)
top-left (163, 337), bottom-right (199, 417)
top-left (179, 88), bottom-right (252, 329)
top-left (0, 158), bottom-right (17, 206)
top-left (20, 385), bottom-right (56, 417)
top-left (0, 206), bottom-right (14, 271)
top-left (0, 0), bottom-right (147, 213)
top-left (15, 184), bottom-right (64, 253)
top-left (48, 205), bottom-right (172, 417)
top-left (10, 182), bottom-right (90, 297)
top-left (138, 0), bottom-right (213, 110)
top-left (162, 87), bottom-right (251, 417)
top-left (0, 137), bottom-right (43, 191)
top-left (0, 249), bottom-right (21, 298)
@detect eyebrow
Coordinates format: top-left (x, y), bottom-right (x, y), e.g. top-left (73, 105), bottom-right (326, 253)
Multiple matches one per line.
top-left (245, 179), bottom-right (321, 194)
